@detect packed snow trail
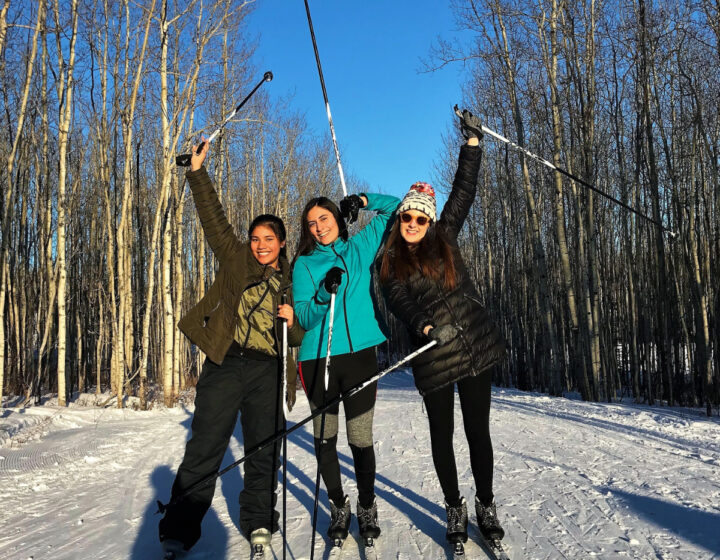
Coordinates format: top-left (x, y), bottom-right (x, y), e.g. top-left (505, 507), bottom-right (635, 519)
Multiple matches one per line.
top-left (1, 370), bottom-right (719, 559)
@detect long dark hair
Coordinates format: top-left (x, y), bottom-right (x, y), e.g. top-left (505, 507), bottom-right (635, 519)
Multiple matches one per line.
top-left (293, 197), bottom-right (348, 264)
top-left (249, 213), bottom-right (287, 260)
top-left (379, 219), bottom-right (457, 289)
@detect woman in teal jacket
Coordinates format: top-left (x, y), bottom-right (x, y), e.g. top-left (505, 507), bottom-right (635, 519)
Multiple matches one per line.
top-left (292, 192), bottom-right (399, 543)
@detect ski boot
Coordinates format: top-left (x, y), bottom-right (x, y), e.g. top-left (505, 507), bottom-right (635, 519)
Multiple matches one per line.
top-left (161, 538), bottom-right (186, 560)
top-left (327, 495), bottom-right (351, 541)
top-left (250, 528), bottom-right (272, 558)
top-left (445, 497), bottom-right (469, 543)
top-left (357, 497), bottom-right (381, 554)
top-left (357, 497), bottom-right (381, 539)
top-left (445, 497), bottom-right (468, 557)
top-left (475, 496), bottom-right (505, 540)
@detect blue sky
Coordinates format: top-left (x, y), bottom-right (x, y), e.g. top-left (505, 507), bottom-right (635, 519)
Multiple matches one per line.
top-left (249, 1), bottom-right (471, 198)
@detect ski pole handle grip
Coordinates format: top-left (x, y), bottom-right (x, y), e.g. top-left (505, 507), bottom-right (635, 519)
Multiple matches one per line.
top-left (176, 140), bottom-right (206, 167)
top-left (176, 138), bottom-right (207, 167)
top-left (176, 153), bottom-right (192, 167)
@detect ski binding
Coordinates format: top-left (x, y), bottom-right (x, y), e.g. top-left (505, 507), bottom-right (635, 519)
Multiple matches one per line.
top-left (327, 537), bottom-right (345, 559)
top-left (363, 537), bottom-right (378, 560)
top-left (478, 534), bottom-right (510, 560)
top-left (452, 540), bottom-right (465, 558)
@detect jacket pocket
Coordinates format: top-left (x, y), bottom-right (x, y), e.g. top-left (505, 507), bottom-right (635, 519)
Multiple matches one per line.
top-left (204, 298), bottom-right (236, 334)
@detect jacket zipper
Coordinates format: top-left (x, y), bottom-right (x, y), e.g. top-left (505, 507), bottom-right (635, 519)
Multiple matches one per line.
top-left (331, 244), bottom-right (354, 353)
top-left (435, 280), bottom-right (477, 375)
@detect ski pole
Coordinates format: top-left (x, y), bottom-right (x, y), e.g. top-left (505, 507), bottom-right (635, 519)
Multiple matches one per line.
top-left (310, 292), bottom-right (336, 560)
top-left (281, 292), bottom-right (289, 560)
top-left (156, 340), bottom-right (437, 514)
top-left (175, 71), bottom-right (273, 167)
top-left (453, 105), bottom-right (678, 238)
top-left (303, 0), bottom-right (347, 196)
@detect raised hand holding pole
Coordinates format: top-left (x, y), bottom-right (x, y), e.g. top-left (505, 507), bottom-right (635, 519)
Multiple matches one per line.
top-left (176, 71), bottom-right (273, 167)
top-left (454, 105), bottom-right (677, 238)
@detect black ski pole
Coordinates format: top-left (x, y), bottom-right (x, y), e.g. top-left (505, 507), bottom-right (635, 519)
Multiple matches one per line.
top-left (309, 291), bottom-right (336, 560)
top-left (303, 0), bottom-right (347, 196)
top-left (156, 339), bottom-right (437, 514)
top-left (175, 71), bottom-right (273, 167)
top-left (281, 292), bottom-right (289, 560)
top-left (453, 105), bottom-right (678, 238)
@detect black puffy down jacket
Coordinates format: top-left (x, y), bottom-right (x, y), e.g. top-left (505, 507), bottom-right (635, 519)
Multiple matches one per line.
top-left (381, 144), bottom-right (507, 395)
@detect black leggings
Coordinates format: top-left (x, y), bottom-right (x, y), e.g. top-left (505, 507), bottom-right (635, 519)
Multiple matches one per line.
top-left (422, 373), bottom-right (493, 505)
top-left (299, 346), bottom-right (378, 508)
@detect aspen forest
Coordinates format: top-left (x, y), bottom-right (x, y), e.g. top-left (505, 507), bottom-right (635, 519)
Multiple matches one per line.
top-left (1, 0), bottom-right (719, 416)
top-left (433, 0), bottom-right (720, 413)
top-left (0, 0), bottom-right (347, 410)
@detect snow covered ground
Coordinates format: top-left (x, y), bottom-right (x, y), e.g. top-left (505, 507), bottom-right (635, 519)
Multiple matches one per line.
top-left (1, 369), bottom-right (719, 559)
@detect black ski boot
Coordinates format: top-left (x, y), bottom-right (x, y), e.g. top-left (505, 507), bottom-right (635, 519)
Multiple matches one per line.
top-left (161, 538), bottom-right (186, 560)
top-left (327, 495), bottom-right (351, 540)
top-left (475, 496), bottom-right (505, 540)
top-left (445, 497), bottom-right (469, 543)
top-left (357, 497), bottom-right (381, 539)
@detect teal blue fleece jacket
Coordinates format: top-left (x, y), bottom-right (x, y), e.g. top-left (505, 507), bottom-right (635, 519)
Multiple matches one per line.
top-left (293, 193), bottom-right (400, 361)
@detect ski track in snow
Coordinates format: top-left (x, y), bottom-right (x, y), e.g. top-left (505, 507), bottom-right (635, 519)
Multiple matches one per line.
top-left (1, 371), bottom-right (719, 560)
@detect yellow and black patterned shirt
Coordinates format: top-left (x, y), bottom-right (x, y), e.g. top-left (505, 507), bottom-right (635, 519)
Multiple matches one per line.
top-left (234, 268), bottom-right (281, 356)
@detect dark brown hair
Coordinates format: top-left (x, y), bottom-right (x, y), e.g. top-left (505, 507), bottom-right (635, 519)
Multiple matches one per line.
top-left (379, 219), bottom-right (457, 289)
top-left (293, 197), bottom-right (348, 265)
top-left (249, 213), bottom-right (287, 260)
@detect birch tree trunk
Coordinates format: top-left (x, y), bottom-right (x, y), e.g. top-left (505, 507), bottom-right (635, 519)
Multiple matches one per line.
top-left (52, 0), bottom-right (78, 407)
top-left (542, 0), bottom-right (590, 398)
top-left (0, 0), bottom-right (45, 405)
top-left (115, 0), bottom-right (156, 408)
top-left (493, 2), bottom-right (562, 394)
top-left (638, 0), bottom-right (671, 405)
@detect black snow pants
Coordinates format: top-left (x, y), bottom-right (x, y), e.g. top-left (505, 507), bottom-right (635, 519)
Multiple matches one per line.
top-left (422, 372), bottom-right (494, 506)
top-left (159, 344), bottom-right (283, 549)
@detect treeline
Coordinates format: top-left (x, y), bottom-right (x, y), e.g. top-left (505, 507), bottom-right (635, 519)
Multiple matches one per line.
top-left (0, 0), bottom-right (351, 408)
top-left (431, 0), bottom-right (719, 412)
top-left (2, 0), bottom-right (718, 415)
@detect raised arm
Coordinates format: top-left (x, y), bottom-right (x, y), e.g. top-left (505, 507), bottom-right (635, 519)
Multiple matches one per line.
top-left (347, 193), bottom-right (400, 263)
top-left (185, 140), bottom-right (242, 263)
top-left (438, 140), bottom-right (482, 240)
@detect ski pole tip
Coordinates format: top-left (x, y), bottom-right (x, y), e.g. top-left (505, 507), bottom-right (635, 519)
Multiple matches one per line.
top-left (264, 71), bottom-right (274, 82)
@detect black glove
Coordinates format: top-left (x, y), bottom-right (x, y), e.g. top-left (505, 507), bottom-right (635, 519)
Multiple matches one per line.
top-left (455, 105), bottom-right (484, 140)
top-left (323, 266), bottom-right (345, 294)
top-left (428, 324), bottom-right (459, 346)
top-left (339, 194), bottom-right (364, 224)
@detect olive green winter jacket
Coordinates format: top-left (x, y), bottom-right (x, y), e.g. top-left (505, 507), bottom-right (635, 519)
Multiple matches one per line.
top-left (178, 166), bottom-right (304, 402)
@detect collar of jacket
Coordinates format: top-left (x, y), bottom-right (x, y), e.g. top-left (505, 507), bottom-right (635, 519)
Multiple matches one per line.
top-left (242, 249), bottom-right (293, 293)
top-left (311, 237), bottom-right (348, 255)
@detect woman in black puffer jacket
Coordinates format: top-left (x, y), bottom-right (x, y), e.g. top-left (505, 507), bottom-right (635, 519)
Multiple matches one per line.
top-left (378, 109), bottom-right (507, 548)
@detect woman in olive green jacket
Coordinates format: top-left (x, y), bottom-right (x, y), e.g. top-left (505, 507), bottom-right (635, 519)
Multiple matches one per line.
top-left (159, 140), bottom-right (303, 557)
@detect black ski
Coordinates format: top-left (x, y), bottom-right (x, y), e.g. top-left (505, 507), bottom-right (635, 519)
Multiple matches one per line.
top-left (477, 534), bottom-right (510, 560)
